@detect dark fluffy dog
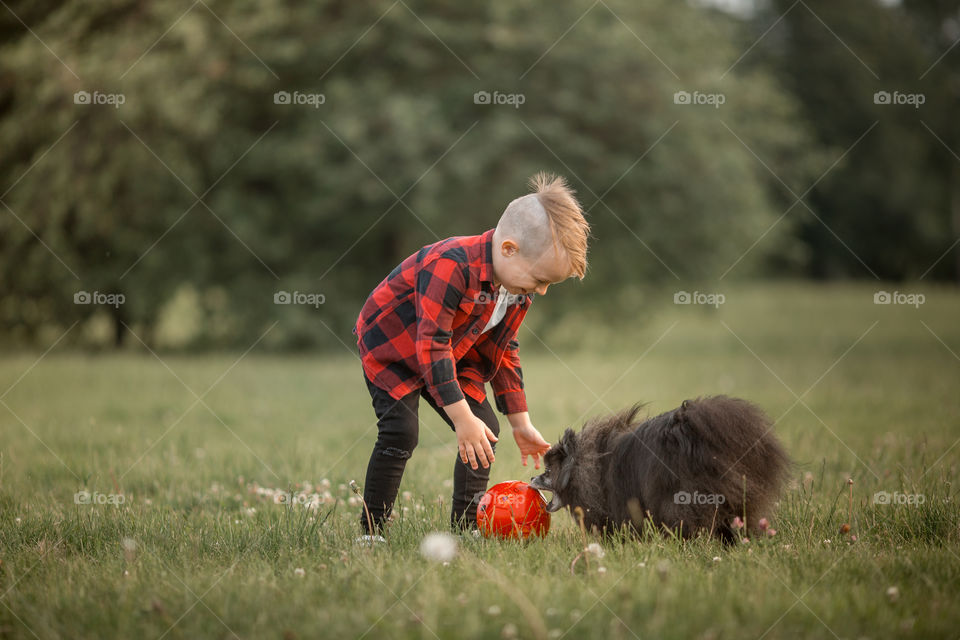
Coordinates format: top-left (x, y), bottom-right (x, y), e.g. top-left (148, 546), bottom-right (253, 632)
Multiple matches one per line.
top-left (528, 396), bottom-right (790, 541)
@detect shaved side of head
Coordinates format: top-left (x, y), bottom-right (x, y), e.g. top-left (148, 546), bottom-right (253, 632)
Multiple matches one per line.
top-left (493, 193), bottom-right (558, 260)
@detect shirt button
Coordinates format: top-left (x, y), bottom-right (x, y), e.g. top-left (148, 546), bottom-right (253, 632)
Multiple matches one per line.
top-left (472, 328), bottom-right (479, 334)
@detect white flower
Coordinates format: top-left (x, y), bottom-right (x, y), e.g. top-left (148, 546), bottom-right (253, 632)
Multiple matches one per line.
top-left (488, 605), bottom-right (501, 616)
top-left (294, 567), bottom-right (305, 577)
top-left (597, 566), bottom-right (607, 574)
top-left (121, 538), bottom-right (136, 552)
top-left (886, 586), bottom-right (900, 602)
top-left (419, 532), bottom-right (458, 563)
top-left (585, 543), bottom-right (605, 559)
top-left (712, 556), bottom-right (721, 562)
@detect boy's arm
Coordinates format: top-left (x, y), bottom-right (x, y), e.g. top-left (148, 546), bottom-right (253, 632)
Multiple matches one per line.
top-left (414, 256), bottom-right (499, 470)
top-left (490, 339), bottom-right (528, 414)
top-left (491, 339), bottom-right (550, 468)
top-left (414, 256), bottom-right (468, 408)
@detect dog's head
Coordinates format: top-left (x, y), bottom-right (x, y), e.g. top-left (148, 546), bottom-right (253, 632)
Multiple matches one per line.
top-left (528, 428), bottom-right (578, 512)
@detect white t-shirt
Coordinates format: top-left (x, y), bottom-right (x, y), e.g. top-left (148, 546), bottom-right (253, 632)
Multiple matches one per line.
top-left (481, 286), bottom-right (510, 333)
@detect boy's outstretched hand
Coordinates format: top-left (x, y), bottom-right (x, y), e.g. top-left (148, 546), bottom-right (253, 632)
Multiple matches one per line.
top-left (507, 412), bottom-right (551, 469)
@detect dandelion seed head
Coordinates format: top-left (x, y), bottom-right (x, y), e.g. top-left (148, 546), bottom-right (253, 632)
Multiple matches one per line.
top-left (419, 532), bottom-right (458, 563)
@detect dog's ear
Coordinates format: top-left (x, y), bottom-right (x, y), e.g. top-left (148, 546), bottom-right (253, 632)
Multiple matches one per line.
top-left (556, 429), bottom-right (578, 491)
top-left (559, 428), bottom-right (577, 456)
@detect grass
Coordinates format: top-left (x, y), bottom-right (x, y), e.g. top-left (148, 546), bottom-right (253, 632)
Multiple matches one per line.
top-left (1, 281), bottom-right (958, 639)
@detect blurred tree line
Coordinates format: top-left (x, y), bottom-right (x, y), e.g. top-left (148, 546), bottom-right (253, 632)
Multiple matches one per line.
top-left (0, 0), bottom-right (955, 350)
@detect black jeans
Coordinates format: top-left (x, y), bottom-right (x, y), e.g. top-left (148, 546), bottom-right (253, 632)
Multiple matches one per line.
top-left (359, 374), bottom-right (500, 534)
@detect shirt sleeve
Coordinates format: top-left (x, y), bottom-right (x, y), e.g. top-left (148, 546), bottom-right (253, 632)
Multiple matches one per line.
top-left (490, 338), bottom-right (528, 414)
top-left (414, 257), bottom-right (467, 408)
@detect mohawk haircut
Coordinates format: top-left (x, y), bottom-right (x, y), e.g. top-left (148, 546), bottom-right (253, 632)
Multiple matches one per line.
top-left (528, 172), bottom-right (591, 280)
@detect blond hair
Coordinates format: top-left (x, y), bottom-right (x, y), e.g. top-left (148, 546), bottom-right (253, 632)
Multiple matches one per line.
top-left (528, 172), bottom-right (590, 280)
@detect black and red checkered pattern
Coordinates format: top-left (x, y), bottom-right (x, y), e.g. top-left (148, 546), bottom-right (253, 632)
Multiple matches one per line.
top-left (354, 229), bottom-right (532, 415)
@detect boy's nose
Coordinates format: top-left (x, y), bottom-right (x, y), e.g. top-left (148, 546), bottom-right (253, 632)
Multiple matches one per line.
top-left (535, 284), bottom-right (549, 295)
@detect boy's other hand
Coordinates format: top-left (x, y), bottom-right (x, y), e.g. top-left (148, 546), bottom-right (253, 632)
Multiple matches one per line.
top-left (511, 423), bottom-right (551, 470)
top-left (454, 414), bottom-right (498, 470)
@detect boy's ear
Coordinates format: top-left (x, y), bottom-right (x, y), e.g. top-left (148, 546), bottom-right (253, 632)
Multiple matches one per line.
top-left (500, 239), bottom-right (519, 257)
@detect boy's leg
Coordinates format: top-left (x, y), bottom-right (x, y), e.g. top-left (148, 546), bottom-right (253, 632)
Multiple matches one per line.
top-left (421, 391), bottom-right (501, 531)
top-left (450, 395), bottom-right (500, 530)
top-left (359, 375), bottom-right (420, 535)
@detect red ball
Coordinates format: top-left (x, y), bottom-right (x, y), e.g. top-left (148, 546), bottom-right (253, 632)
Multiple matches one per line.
top-left (476, 481), bottom-right (551, 539)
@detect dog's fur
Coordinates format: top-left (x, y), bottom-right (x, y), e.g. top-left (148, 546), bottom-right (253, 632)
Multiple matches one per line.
top-left (528, 396), bottom-right (790, 541)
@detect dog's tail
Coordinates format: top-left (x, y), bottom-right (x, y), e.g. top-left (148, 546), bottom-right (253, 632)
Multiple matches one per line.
top-left (676, 395), bottom-right (790, 532)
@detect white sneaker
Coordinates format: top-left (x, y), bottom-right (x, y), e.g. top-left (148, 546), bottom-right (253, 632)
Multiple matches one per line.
top-left (355, 534), bottom-right (386, 545)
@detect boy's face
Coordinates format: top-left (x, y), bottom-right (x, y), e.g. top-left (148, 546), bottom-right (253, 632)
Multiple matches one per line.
top-left (492, 240), bottom-right (571, 296)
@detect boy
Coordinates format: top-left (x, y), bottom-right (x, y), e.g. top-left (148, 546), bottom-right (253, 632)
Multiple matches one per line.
top-left (353, 173), bottom-right (590, 539)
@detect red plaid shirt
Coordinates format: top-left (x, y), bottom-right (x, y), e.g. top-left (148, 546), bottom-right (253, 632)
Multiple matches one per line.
top-left (354, 229), bottom-right (532, 414)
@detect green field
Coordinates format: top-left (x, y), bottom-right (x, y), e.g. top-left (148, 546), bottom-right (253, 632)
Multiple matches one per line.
top-left (1, 282), bottom-right (958, 639)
